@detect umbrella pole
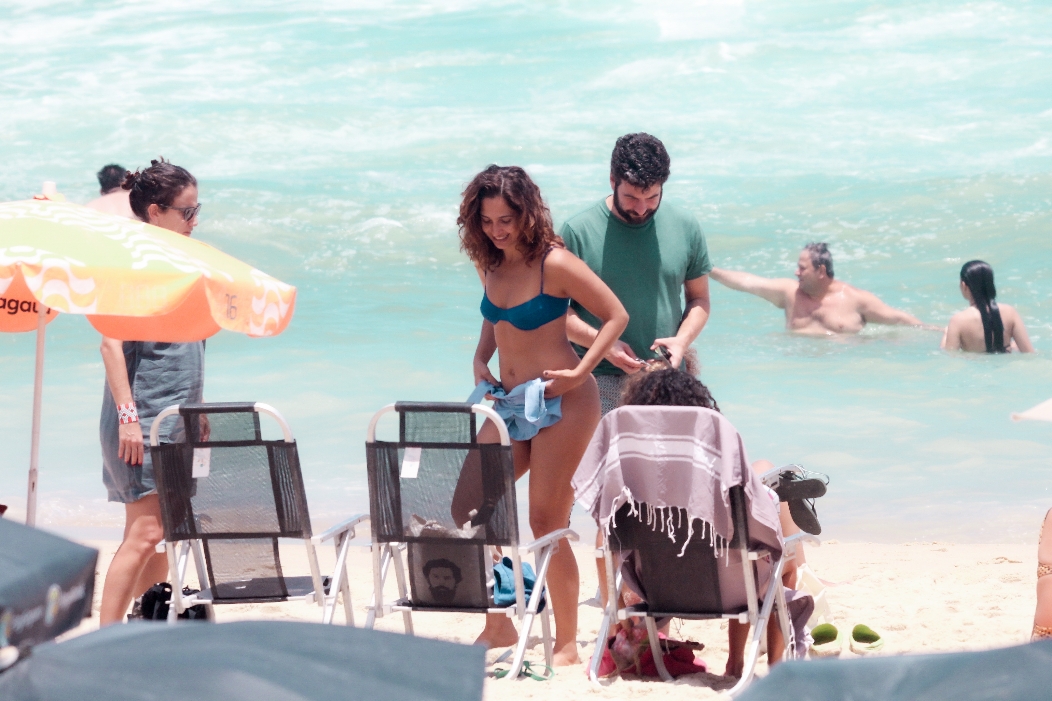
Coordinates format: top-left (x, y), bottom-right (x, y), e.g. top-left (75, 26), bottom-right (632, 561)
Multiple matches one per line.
top-left (26, 303), bottom-right (46, 527)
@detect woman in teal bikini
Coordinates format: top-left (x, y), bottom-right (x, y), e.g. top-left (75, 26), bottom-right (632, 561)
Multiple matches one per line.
top-left (458, 165), bottom-right (628, 665)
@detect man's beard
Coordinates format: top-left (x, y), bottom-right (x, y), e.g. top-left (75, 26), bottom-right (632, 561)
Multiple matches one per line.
top-left (429, 585), bottom-right (456, 604)
top-left (614, 191), bottom-right (661, 224)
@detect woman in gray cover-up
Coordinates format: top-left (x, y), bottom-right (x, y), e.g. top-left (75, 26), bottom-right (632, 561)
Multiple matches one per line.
top-left (98, 159), bottom-right (205, 626)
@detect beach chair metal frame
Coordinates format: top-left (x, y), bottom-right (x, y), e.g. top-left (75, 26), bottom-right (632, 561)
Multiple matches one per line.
top-left (363, 401), bottom-right (578, 680)
top-left (149, 402), bottom-right (365, 625)
top-left (588, 484), bottom-right (812, 696)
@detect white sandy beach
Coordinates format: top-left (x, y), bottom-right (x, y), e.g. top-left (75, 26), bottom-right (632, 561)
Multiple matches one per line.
top-left (65, 538), bottom-right (1040, 700)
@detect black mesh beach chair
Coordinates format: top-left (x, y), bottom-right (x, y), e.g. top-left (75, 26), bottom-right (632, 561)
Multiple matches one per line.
top-left (363, 401), bottom-right (577, 679)
top-left (149, 402), bottom-right (365, 624)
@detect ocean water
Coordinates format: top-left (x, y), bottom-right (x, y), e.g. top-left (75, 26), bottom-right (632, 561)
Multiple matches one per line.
top-left (1, 0), bottom-right (1050, 542)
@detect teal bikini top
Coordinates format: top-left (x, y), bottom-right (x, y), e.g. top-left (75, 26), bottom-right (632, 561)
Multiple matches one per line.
top-left (481, 250), bottom-right (570, 331)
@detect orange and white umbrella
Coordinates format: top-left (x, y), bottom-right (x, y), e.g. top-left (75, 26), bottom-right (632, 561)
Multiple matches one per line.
top-left (0, 197), bottom-right (297, 525)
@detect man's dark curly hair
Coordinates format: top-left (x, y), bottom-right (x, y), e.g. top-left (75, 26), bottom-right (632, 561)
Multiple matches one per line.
top-left (458, 165), bottom-right (562, 271)
top-left (620, 368), bottom-right (720, 413)
top-left (610, 133), bottom-right (671, 190)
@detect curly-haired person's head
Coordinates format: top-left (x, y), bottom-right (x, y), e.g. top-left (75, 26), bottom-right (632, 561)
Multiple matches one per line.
top-left (620, 368), bottom-right (720, 413)
top-left (610, 133), bottom-right (671, 190)
top-left (458, 165), bottom-right (562, 270)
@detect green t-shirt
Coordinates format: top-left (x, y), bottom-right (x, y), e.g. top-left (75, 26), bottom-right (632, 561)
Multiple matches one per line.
top-left (560, 199), bottom-right (712, 375)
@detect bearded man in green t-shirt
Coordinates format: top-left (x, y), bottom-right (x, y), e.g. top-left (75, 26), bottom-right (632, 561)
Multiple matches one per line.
top-left (561, 133), bottom-right (712, 414)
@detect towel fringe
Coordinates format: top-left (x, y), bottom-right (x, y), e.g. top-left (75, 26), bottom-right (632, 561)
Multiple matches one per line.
top-left (600, 493), bottom-right (730, 562)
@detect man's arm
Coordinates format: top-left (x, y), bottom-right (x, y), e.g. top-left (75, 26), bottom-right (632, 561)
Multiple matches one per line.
top-left (857, 290), bottom-right (922, 326)
top-left (566, 308), bottom-right (645, 374)
top-left (652, 275), bottom-right (710, 369)
top-left (709, 268), bottom-right (793, 309)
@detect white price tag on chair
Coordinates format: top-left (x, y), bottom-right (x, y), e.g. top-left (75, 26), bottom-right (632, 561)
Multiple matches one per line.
top-left (192, 447), bottom-right (212, 478)
top-left (401, 446), bottom-right (422, 479)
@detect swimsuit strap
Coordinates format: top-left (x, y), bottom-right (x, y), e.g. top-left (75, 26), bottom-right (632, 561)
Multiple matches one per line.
top-left (539, 247), bottom-right (554, 295)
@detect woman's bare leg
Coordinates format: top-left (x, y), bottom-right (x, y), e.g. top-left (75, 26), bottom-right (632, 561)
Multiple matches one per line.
top-left (100, 494), bottom-right (166, 625)
top-left (525, 379), bottom-right (600, 665)
top-left (473, 422), bottom-right (531, 649)
top-left (726, 459), bottom-right (803, 674)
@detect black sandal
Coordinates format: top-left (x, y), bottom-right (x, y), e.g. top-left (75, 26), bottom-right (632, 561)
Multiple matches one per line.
top-left (773, 468), bottom-right (827, 535)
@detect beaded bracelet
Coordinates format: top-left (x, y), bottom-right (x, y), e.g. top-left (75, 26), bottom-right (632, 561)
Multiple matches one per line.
top-left (117, 402), bottom-right (139, 425)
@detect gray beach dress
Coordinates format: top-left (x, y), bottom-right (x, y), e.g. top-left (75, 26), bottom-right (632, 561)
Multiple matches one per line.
top-left (100, 341), bottom-right (205, 504)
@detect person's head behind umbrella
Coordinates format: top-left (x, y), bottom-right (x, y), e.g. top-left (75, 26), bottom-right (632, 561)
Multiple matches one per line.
top-left (123, 158), bottom-right (199, 236)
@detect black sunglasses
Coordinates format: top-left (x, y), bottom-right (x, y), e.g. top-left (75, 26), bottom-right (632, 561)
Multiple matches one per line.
top-left (160, 203), bottom-right (202, 222)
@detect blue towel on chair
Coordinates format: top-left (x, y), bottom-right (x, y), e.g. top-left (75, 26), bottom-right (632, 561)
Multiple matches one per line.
top-left (492, 556), bottom-right (546, 612)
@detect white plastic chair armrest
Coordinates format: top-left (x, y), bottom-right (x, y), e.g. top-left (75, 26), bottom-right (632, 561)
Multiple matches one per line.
top-left (522, 528), bottom-right (578, 553)
top-left (312, 514), bottom-right (368, 544)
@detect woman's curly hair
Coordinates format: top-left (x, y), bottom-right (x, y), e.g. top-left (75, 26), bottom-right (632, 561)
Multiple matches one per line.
top-left (620, 367), bottom-right (720, 413)
top-left (458, 165), bottom-right (562, 270)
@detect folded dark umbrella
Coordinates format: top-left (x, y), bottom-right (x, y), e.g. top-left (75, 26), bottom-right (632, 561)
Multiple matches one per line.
top-left (0, 620), bottom-right (486, 701)
top-left (0, 519), bottom-right (97, 649)
top-left (738, 639), bottom-right (1052, 701)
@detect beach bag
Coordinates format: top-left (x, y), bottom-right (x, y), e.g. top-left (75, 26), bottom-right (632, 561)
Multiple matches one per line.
top-left (135, 582), bottom-right (209, 621)
top-left (492, 556), bottom-right (546, 611)
top-left (596, 627), bottom-right (707, 679)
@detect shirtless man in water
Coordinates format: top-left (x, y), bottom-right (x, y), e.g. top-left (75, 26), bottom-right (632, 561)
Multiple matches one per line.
top-left (86, 164), bottom-right (134, 219)
top-left (710, 242), bottom-right (923, 334)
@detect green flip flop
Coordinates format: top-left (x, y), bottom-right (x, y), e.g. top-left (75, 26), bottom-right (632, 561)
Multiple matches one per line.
top-left (809, 622), bottom-right (844, 658)
top-left (492, 660), bottom-right (554, 681)
top-left (850, 624), bottom-right (884, 654)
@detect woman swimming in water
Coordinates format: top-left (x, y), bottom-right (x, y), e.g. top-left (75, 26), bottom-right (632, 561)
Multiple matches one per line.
top-left (457, 165), bottom-right (628, 665)
top-left (942, 260), bottom-right (1033, 353)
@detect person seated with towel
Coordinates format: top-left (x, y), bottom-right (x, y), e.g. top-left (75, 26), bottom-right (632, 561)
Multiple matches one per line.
top-left (616, 367), bottom-right (814, 677)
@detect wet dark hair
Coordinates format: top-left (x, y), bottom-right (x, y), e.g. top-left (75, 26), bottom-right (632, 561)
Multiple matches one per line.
top-left (621, 368), bottom-right (720, 413)
top-left (804, 242), bottom-right (834, 278)
top-left (458, 165), bottom-right (562, 271)
top-left (960, 260), bottom-right (1006, 353)
top-left (610, 133), bottom-right (671, 190)
top-left (122, 158), bottom-right (197, 223)
top-left (423, 558), bottom-right (462, 583)
top-left (97, 164), bottom-right (128, 194)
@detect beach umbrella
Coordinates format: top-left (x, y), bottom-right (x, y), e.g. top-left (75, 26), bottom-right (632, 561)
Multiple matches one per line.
top-left (737, 640), bottom-right (1052, 701)
top-left (0, 518), bottom-right (97, 650)
top-left (0, 620), bottom-right (486, 701)
top-left (0, 197), bottom-right (297, 526)
top-left (1012, 398), bottom-right (1052, 423)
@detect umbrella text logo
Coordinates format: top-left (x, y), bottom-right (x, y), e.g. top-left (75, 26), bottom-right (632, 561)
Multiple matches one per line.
top-left (0, 297), bottom-right (52, 317)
